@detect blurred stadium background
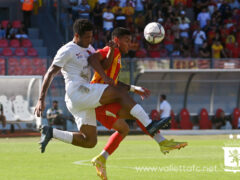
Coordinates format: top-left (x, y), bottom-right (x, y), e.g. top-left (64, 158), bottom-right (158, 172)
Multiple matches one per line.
top-left (0, 1), bottom-right (240, 135)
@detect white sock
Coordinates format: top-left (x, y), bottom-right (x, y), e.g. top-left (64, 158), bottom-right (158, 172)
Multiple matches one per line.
top-left (100, 150), bottom-right (109, 160)
top-left (153, 133), bottom-right (166, 143)
top-left (53, 128), bottom-right (73, 144)
top-left (130, 104), bottom-right (152, 127)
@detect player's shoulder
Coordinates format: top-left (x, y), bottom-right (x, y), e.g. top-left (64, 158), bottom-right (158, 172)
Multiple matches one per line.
top-left (87, 44), bottom-right (96, 53)
top-left (97, 46), bottom-right (110, 53)
top-left (57, 41), bottom-right (76, 53)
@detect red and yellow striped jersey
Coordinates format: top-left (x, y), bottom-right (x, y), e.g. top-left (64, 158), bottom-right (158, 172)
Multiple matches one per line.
top-left (91, 46), bottom-right (121, 85)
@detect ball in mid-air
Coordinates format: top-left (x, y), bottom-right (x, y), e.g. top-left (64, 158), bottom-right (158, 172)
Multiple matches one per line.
top-left (144, 22), bottom-right (165, 44)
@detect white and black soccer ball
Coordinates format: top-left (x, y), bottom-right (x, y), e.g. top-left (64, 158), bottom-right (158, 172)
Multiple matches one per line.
top-left (144, 22), bottom-right (165, 44)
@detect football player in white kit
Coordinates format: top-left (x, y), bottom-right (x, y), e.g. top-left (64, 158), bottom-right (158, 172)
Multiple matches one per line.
top-left (34, 19), bottom-right (170, 153)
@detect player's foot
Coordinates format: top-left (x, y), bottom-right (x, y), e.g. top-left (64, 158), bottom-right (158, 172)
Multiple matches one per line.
top-left (146, 117), bottom-right (171, 136)
top-left (159, 139), bottom-right (188, 154)
top-left (39, 125), bottom-right (53, 153)
top-left (91, 155), bottom-right (107, 180)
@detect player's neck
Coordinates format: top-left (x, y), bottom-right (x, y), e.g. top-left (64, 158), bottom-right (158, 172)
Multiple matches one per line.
top-left (73, 38), bottom-right (87, 48)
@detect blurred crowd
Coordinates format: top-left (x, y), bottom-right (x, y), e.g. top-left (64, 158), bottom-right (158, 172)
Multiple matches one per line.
top-left (67, 0), bottom-right (240, 58)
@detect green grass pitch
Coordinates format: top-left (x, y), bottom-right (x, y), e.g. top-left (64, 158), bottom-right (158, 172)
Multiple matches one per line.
top-left (0, 135), bottom-right (240, 180)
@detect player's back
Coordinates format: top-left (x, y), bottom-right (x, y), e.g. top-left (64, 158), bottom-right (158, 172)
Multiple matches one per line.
top-left (91, 46), bottom-right (121, 85)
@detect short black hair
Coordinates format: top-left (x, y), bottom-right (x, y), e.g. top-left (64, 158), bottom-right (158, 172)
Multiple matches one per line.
top-left (161, 94), bottom-right (166, 100)
top-left (112, 27), bottom-right (131, 39)
top-left (73, 19), bottom-right (93, 37)
top-left (53, 100), bottom-right (58, 104)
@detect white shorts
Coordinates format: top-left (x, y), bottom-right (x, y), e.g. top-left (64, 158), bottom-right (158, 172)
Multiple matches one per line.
top-left (65, 83), bottom-right (108, 129)
top-left (73, 109), bottom-right (97, 130)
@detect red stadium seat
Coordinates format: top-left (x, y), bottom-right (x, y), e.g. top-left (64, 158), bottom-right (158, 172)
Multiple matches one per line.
top-left (179, 108), bottom-right (193, 129)
top-left (12, 20), bottom-right (21, 28)
top-left (135, 48), bottom-right (147, 58)
top-left (0, 58), bottom-right (5, 75)
top-left (0, 39), bottom-right (9, 48)
top-left (199, 108), bottom-right (212, 129)
top-left (170, 110), bottom-right (179, 129)
top-left (8, 57), bottom-right (19, 65)
top-left (27, 48), bottom-right (38, 57)
top-left (2, 48), bottom-right (13, 56)
top-left (149, 51), bottom-right (161, 58)
top-left (1, 20), bottom-right (9, 28)
top-left (15, 48), bottom-right (26, 56)
top-left (32, 57), bottom-right (44, 66)
top-left (21, 39), bottom-right (32, 48)
top-left (8, 58), bottom-right (19, 75)
top-left (10, 39), bottom-right (20, 48)
top-left (23, 66), bottom-right (34, 75)
top-left (20, 57), bottom-right (31, 66)
top-left (232, 108), bottom-right (240, 129)
top-left (215, 108), bottom-right (223, 118)
top-left (150, 109), bottom-right (160, 120)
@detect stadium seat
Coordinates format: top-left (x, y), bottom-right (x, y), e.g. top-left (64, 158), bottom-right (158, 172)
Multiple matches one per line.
top-left (10, 39), bottom-right (20, 48)
top-left (232, 108), bottom-right (240, 129)
top-left (0, 95), bottom-right (18, 122)
top-left (8, 58), bottom-right (20, 75)
top-left (135, 48), bottom-right (147, 58)
top-left (215, 108), bottom-right (223, 118)
top-left (21, 39), bottom-right (32, 48)
top-left (150, 109), bottom-right (160, 120)
top-left (170, 110), bottom-right (179, 129)
top-left (12, 95), bottom-right (35, 121)
top-left (15, 48), bottom-right (26, 56)
top-left (0, 39), bottom-right (9, 48)
top-left (2, 48), bottom-right (13, 56)
top-left (199, 108), bottom-right (212, 129)
top-left (0, 58), bottom-right (5, 75)
top-left (12, 20), bottom-right (21, 28)
top-left (179, 108), bottom-right (193, 129)
top-left (32, 57), bottom-right (44, 66)
top-left (1, 20), bottom-right (9, 28)
top-left (149, 51), bottom-right (161, 58)
top-left (20, 57), bottom-right (31, 66)
top-left (27, 48), bottom-right (38, 57)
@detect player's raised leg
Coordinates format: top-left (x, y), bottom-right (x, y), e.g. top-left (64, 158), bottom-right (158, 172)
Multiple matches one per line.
top-left (98, 85), bottom-right (168, 136)
top-left (118, 107), bottom-right (188, 154)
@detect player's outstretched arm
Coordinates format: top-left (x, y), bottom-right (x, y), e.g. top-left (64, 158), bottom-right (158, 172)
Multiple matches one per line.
top-left (101, 41), bottom-right (118, 69)
top-left (34, 65), bottom-right (61, 117)
top-left (117, 81), bottom-right (150, 100)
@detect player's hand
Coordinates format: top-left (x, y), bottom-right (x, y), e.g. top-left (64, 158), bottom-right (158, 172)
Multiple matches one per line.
top-left (34, 100), bottom-right (46, 117)
top-left (102, 75), bottom-right (115, 86)
top-left (107, 40), bottom-right (118, 49)
top-left (134, 87), bottom-right (151, 100)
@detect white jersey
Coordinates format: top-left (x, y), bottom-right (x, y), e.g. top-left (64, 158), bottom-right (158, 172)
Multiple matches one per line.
top-left (159, 100), bottom-right (171, 118)
top-left (52, 41), bottom-right (95, 95)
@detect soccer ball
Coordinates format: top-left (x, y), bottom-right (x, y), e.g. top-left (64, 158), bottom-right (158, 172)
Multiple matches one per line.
top-left (144, 22), bottom-right (165, 44)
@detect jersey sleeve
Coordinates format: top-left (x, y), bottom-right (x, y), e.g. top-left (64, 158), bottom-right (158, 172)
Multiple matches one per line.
top-left (97, 46), bottom-right (110, 61)
top-left (52, 46), bottom-right (71, 68)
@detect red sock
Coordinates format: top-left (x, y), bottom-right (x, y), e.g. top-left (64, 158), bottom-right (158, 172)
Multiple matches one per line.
top-left (104, 132), bottom-right (123, 155)
top-left (136, 119), bottom-right (160, 137)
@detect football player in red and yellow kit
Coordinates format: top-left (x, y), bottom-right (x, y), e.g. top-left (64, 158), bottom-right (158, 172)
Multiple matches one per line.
top-left (89, 28), bottom-right (187, 180)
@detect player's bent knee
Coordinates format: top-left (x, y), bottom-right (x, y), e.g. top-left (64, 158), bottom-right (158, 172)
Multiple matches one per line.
top-left (86, 138), bottom-right (97, 148)
top-left (114, 120), bottom-right (130, 137)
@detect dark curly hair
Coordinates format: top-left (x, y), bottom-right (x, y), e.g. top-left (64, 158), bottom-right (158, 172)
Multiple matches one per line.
top-left (73, 19), bottom-right (93, 37)
top-left (112, 27), bottom-right (131, 39)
